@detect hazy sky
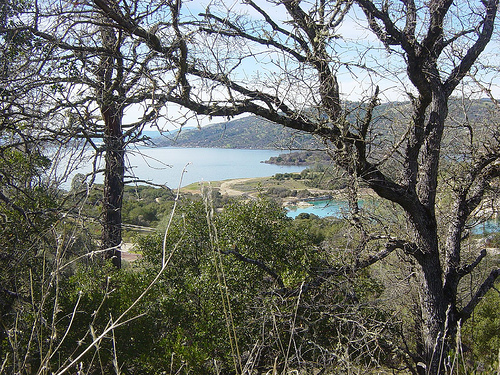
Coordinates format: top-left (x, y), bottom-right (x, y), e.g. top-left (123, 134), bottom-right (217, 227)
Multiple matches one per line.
top-left (137, 0), bottom-right (499, 131)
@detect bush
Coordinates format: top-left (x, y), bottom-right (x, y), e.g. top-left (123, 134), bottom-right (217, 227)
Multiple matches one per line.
top-left (463, 282), bottom-right (500, 371)
top-left (6, 198), bottom-right (397, 374)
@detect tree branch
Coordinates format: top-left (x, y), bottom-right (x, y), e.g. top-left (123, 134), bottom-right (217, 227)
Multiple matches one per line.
top-left (460, 268), bottom-right (500, 322)
top-left (356, 0), bottom-right (406, 49)
top-left (444, 0), bottom-right (498, 96)
top-left (245, 0), bottom-right (310, 53)
top-left (279, 237), bottom-right (410, 297)
top-left (220, 245), bottom-right (284, 289)
top-left (92, 0), bottom-right (176, 56)
top-left (197, 21), bottom-right (308, 63)
top-left (457, 249), bottom-right (487, 279)
top-left (356, 238), bottom-right (418, 269)
top-left (420, 0), bottom-right (453, 56)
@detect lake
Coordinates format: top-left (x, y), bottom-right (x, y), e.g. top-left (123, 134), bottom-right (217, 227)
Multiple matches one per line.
top-left (60, 147), bottom-right (305, 188)
top-left (57, 146), bottom-right (498, 234)
top-left (286, 200), bottom-right (350, 219)
top-left (286, 198), bottom-right (499, 234)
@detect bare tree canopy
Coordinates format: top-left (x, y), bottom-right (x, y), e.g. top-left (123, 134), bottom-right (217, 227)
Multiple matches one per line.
top-left (1, 0), bottom-right (186, 267)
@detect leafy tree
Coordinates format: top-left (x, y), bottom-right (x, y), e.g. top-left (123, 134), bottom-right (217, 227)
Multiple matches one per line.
top-left (129, 198), bottom-right (394, 373)
top-left (463, 282), bottom-right (500, 371)
top-left (0, 147), bottom-right (79, 373)
top-left (121, 185), bottom-right (174, 228)
top-left (91, 1), bottom-right (500, 373)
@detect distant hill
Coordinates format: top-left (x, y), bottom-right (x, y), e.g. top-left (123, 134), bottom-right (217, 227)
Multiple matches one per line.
top-left (151, 116), bottom-right (321, 150)
top-left (151, 99), bottom-right (498, 150)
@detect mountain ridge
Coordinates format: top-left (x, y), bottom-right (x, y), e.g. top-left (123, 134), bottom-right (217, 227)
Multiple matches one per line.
top-left (152, 116), bottom-right (320, 150)
top-left (151, 99), bottom-right (497, 150)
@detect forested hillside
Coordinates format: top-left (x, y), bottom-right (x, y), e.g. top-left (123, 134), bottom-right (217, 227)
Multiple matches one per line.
top-left (152, 115), bottom-right (320, 149)
top-left (152, 99), bottom-right (498, 151)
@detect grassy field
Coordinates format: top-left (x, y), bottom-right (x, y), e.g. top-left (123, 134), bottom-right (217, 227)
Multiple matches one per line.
top-left (181, 180), bottom-right (223, 192)
top-left (232, 176), bottom-right (310, 192)
top-left (182, 176), bottom-right (312, 196)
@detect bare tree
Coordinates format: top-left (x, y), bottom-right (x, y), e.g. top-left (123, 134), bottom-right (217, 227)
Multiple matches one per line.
top-left (1, 0), bottom-right (185, 267)
top-left (90, 0), bottom-right (499, 372)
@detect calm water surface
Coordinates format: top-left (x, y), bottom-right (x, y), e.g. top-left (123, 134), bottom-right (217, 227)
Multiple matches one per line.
top-left (63, 147), bottom-right (305, 188)
top-left (286, 199), bottom-right (499, 234)
top-left (286, 200), bottom-right (349, 219)
top-left (58, 147), bottom-right (498, 233)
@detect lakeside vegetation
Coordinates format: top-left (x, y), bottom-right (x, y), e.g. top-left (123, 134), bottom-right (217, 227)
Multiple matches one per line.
top-left (2, 129), bottom-right (499, 374)
top-left (2, 149), bottom-right (499, 373)
top-left (76, 176), bottom-right (500, 373)
top-left (3, 134), bottom-right (499, 372)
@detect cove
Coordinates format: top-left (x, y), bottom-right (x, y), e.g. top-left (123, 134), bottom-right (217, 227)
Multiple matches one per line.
top-left (286, 199), bottom-right (349, 219)
top-left (286, 199), bottom-right (499, 235)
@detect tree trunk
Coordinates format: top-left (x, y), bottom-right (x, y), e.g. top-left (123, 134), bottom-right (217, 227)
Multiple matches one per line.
top-left (416, 252), bottom-right (447, 374)
top-left (101, 103), bottom-right (124, 269)
top-left (404, 207), bottom-right (445, 373)
top-left (98, 23), bottom-right (124, 269)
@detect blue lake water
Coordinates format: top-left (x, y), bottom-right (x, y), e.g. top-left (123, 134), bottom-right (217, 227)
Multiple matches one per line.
top-left (286, 199), bottom-right (350, 219)
top-left (60, 147), bottom-right (305, 188)
top-left (57, 146), bottom-right (498, 234)
top-left (471, 219), bottom-right (500, 235)
top-left (286, 199), bottom-right (499, 235)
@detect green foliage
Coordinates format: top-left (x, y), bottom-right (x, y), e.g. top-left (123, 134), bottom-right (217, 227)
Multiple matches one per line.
top-left (463, 283), bottom-right (500, 370)
top-left (132, 199), bottom-right (320, 372)
top-left (0, 147), bottom-right (103, 373)
top-left (273, 172), bottom-right (303, 181)
top-left (216, 199), bottom-right (318, 285)
top-left (120, 198), bottom-right (393, 373)
top-left (275, 164), bottom-right (349, 190)
top-left (0, 148), bottom-right (58, 291)
top-left (0, 177), bottom-right (396, 374)
top-left (292, 214), bottom-right (345, 245)
top-left (121, 185), bottom-right (174, 227)
top-left (55, 264), bottom-right (169, 374)
top-left (0, 152), bottom-right (402, 374)
top-left (265, 150), bottom-right (332, 166)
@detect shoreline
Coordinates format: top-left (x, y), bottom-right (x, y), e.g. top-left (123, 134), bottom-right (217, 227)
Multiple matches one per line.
top-left (181, 176), bottom-right (376, 207)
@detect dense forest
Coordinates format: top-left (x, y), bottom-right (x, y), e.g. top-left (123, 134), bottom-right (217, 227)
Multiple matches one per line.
top-left (1, 0), bottom-right (500, 374)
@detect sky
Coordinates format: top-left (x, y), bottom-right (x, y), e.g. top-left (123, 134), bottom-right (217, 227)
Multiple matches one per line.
top-left (133, 0), bottom-right (500, 131)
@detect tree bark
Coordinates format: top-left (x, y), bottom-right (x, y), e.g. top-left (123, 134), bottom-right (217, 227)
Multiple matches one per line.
top-left (101, 103), bottom-right (124, 269)
top-left (98, 24), bottom-right (124, 269)
top-left (412, 228), bottom-right (446, 374)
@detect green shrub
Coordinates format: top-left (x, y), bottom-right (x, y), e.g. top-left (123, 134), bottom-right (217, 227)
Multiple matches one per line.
top-left (463, 282), bottom-right (500, 371)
